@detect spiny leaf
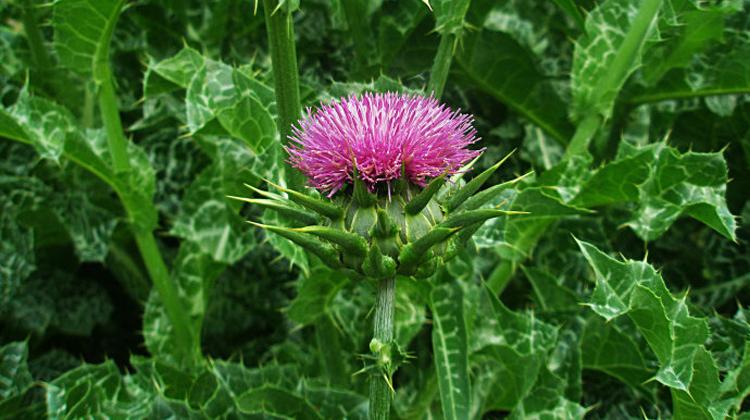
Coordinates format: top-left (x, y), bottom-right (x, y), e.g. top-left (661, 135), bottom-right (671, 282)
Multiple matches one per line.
top-left (171, 164), bottom-right (256, 264)
top-left (228, 196), bottom-right (318, 225)
top-left (0, 341), bottom-right (33, 400)
top-left (251, 222), bottom-right (341, 268)
top-left (266, 180), bottom-right (343, 220)
top-left (456, 30), bottom-right (574, 144)
top-left (444, 151), bottom-right (514, 212)
top-left (294, 225), bottom-right (368, 256)
top-left (576, 239), bottom-right (714, 394)
top-left (287, 267), bottom-right (349, 326)
top-left (398, 227), bottom-right (458, 274)
top-left (441, 208), bottom-right (526, 229)
top-left (405, 173), bottom-right (446, 215)
top-left (457, 170), bottom-right (533, 212)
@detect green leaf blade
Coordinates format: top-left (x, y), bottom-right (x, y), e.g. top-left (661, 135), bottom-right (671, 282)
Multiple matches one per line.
top-left (430, 282), bottom-right (470, 420)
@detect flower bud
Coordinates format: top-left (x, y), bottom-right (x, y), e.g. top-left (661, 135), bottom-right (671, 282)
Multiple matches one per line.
top-left (236, 93), bottom-right (523, 279)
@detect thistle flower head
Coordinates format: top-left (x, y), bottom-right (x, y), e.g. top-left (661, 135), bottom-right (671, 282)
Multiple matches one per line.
top-left (287, 92), bottom-right (481, 196)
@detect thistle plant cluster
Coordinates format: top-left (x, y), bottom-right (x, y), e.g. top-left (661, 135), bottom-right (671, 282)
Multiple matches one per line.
top-left (237, 93), bottom-right (520, 279)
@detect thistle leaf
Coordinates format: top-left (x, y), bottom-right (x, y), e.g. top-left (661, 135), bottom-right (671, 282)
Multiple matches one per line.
top-left (228, 196), bottom-right (318, 225)
top-left (457, 171), bottom-right (533, 212)
top-left (250, 222), bottom-right (341, 268)
top-left (398, 227), bottom-right (459, 274)
top-left (294, 226), bottom-right (368, 256)
top-left (445, 151), bottom-right (515, 212)
top-left (440, 208), bottom-right (525, 229)
top-left (405, 174), bottom-right (446, 215)
top-left (265, 180), bottom-right (343, 220)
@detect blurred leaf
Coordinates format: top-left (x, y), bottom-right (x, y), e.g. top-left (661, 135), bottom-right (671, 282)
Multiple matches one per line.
top-left (431, 0), bottom-right (471, 35)
top-left (524, 267), bottom-right (580, 312)
top-left (457, 30), bottom-right (573, 144)
top-left (287, 267), bottom-right (348, 326)
top-left (430, 281), bottom-right (470, 420)
top-left (171, 163), bottom-right (255, 264)
top-left (0, 341), bottom-right (33, 399)
top-left (550, 0), bottom-right (585, 30)
top-left (508, 366), bottom-right (587, 419)
top-left (46, 360), bottom-right (156, 418)
top-left (145, 47), bottom-right (205, 92)
top-left (630, 40), bottom-right (750, 104)
top-left (144, 241), bottom-right (224, 365)
top-left (6, 270), bottom-right (113, 337)
top-left (0, 175), bottom-right (44, 305)
top-left (377, 1), bottom-right (428, 68)
top-left (473, 283), bottom-right (558, 411)
top-left (237, 385), bottom-right (323, 419)
top-left (474, 187), bottom-right (587, 262)
top-left (51, 170), bottom-right (120, 262)
top-left (580, 316), bottom-right (652, 390)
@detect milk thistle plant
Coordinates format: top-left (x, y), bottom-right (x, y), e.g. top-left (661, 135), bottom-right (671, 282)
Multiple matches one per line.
top-left (2, 0), bottom-right (748, 418)
top-left (236, 92), bottom-right (521, 418)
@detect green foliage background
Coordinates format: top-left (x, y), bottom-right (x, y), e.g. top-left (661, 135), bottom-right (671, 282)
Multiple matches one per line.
top-left (1, 0), bottom-right (749, 418)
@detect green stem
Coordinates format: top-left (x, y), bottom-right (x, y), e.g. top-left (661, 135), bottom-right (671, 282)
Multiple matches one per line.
top-left (133, 229), bottom-right (199, 365)
top-left (594, 0), bottom-right (662, 102)
top-left (493, 0), bottom-right (663, 299)
top-left (262, 0), bottom-right (304, 189)
top-left (564, 0), bottom-right (661, 160)
top-left (428, 34), bottom-right (456, 100)
top-left (486, 260), bottom-right (516, 296)
top-left (97, 65), bottom-right (198, 366)
top-left (341, 0), bottom-right (370, 77)
top-left (370, 277), bottom-right (396, 420)
top-left (83, 82), bottom-right (96, 128)
top-left (98, 71), bottom-right (131, 174)
top-left (563, 113), bottom-right (602, 160)
top-left (21, 0), bottom-right (52, 70)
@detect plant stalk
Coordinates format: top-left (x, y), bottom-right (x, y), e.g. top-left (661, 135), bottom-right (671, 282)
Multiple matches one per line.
top-left (21, 0), bottom-right (52, 70)
top-left (563, 0), bottom-right (661, 159)
top-left (428, 34), bottom-right (456, 100)
top-left (133, 229), bottom-right (199, 365)
top-left (370, 277), bottom-right (396, 420)
top-left (97, 65), bottom-right (198, 366)
top-left (562, 113), bottom-right (602, 160)
top-left (486, 259), bottom-right (516, 296)
top-left (262, 0), bottom-right (304, 190)
top-left (98, 71), bottom-right (131, 174)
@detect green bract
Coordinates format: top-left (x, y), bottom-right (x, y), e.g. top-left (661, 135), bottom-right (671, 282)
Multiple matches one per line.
top-left (238, 155), bottom-right (523, 280)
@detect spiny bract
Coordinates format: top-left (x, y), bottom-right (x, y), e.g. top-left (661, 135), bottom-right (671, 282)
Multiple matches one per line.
top-left (237, 92), bottom-right (522, 279)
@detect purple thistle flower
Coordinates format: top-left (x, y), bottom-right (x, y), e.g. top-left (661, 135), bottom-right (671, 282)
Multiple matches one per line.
top-left (287, 92), bottom-right (482, 196)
